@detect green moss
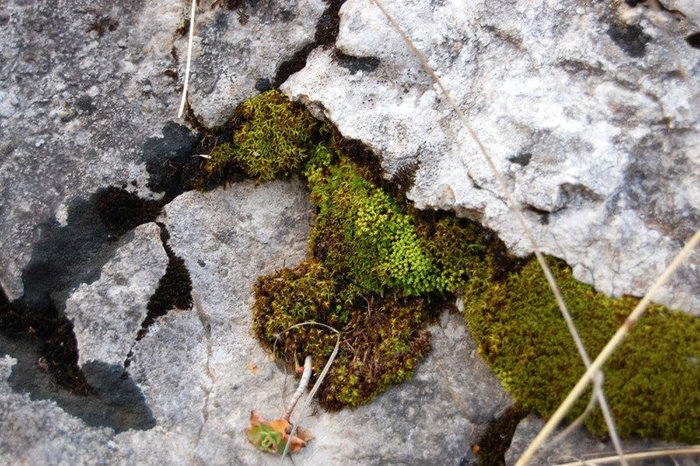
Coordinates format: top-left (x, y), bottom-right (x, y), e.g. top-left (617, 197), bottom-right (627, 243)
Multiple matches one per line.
top-left (463, 257), bottom-right (700, 443)
top-left (203, 89), bottom-right (317, 182)
top-left (307, 158), bottom-right (477, 299)
top-left (215, 91), bottom-right (699, 444)
top-left (253, 259), bottom-right (431, 409)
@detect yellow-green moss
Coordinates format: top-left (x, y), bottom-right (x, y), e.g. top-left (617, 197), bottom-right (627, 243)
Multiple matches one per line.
top-left (463, 257), bottom-right (700, 443)
top-left (307, 157), bottom-right (475, 299)
top-left (203, 89), bottom-right (317, 181)
top-left (212, 92), bottom-right (700, 444)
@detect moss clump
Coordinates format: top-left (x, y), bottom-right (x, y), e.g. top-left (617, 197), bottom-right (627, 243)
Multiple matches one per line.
top-left (307, 158), bottom-right (475, 299)
top-left (253, 260), bottom-right (431, 409)
top-left (463, 257), bottom-right (700, 443)
top-left (203, 89), bottom-right (317, 182)
top-left (250, 130), bottom-right (499, 409)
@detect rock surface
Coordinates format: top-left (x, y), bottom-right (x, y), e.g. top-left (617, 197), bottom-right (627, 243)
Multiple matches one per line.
top-left (64, 223), bottom-right (168, 367)
top-left (0, 0), bottom-right (184, 299)
top-left (0, 0), bottom-right (326, 300)
top-left (505, 414), bottom-right (700, 466)
top-left (1, 180), bottom-right (513, 464)
top-left (1, 0), bottom-right (698, 464)
top-left (281, 0), bottom-right (700, 314)
top-left (180, 0), bottom-right (327, 128)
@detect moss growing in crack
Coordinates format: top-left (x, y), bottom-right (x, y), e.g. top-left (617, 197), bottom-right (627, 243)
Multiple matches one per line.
top-left (307, 157), bottom-right (474, 299)
top-left (203, 89), bottom-right (317, 182)
top-left (253, 259), bottom-right (432, 410)
top-left (251, 145), bottom-right (490, 409)
top-left (463, 257), bottom-right (700, 443)
top-left (220, 91), bottom-right (700, 443)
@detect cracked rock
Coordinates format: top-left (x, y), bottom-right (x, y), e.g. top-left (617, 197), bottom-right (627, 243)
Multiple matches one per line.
top-left (0, 0), bottom-right (184, 299)
top-left (178, 0), bottom-right (327, 127)
top-left (2, 179), bottom-right (514, 464)
top-left (281, 0), bottom-right (700, 314)
top-left (64, 223), bottom-right (168, 367)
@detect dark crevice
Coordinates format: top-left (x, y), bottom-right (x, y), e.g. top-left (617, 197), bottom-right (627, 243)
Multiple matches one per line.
top-left (272, 0), bottom-right (345, 87)
top-left (508, 152), bottom-right (532, 167)
top-left (97, 187), bottom-right (163, 237)
top-left (136, 223), bottom-right (193, 341)
top-left (123, 224), bottom-right (192, 378)
top-left (473, 405), bottom-right (528, 466)
top-left (524, 205), bottom-right (550, 225)
top-left (389, 160), bottom-right (420, 201)
top-left (332, 49), bottom-right (381, 74)
top-left (686, 32), bottom-right (700, 49)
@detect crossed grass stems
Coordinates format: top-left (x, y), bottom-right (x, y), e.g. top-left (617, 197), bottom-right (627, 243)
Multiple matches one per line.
top-left (178, 0), bottom-right (700, 464)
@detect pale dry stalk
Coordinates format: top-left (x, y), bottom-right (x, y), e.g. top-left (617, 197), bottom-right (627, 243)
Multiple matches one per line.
top-left (516, 229), bottom-right (700, 465)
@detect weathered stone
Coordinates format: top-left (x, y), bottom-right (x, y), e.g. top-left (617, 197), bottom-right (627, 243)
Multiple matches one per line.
top-left (179, 0), bottom-right (327, 127)
top-left (64, 223), bottom-right (168, 367)
top-left (0, 0), bottom-right (184, 299)
top-left (281, 0), bottom-right (700, 314)
top-left (505, 414), bottom-right (700, 466)
top-left (1, 179), bottom-right (513, 464)
top-left (661, 0), bottom-right (700, 25)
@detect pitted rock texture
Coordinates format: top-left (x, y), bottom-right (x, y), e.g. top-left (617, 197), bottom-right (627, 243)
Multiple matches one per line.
top-left (281, 0), bottom-right (700, 314)
top-left (178, 0), bottom-right (327, 127)
top-left (64, 223), bottom-right (168, 367)
top-left (0, 0), bottom-right (183, 299)
top-left (1, 179), bottom-right (514, 465)
top-left (0, 0), bottom-right (326, 301)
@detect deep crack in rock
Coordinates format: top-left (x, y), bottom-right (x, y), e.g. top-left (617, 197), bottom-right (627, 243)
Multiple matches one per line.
top-left (135, 223), bottom-right (193, 341)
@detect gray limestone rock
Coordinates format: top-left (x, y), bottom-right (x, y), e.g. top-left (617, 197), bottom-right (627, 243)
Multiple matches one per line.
top-left (505, 414), bottom-right (700, 466)
top-left (281, 0), bottom-right (700, 314)
top-left (179, 0), bottom-right (327, 127)
top-left (64, 223), bottom-right (168, 367)
top-left (1, 179), bottom-right (513, 464)
top-left (0, 0), bottom-right (184, 299)
top-left (0, 0), bottom-right (330, 301)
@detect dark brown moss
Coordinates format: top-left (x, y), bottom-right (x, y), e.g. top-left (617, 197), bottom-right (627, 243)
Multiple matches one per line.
top-left (97, 187), bottom-right (163, 237)
top-left (253, 260), bottom-right (433, 410)
top-left (0, 294), bottom-right (91, 395)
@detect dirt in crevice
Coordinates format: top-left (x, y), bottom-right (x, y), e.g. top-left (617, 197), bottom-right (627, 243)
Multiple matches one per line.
top-left (472, 406), bottom-right (529, 466)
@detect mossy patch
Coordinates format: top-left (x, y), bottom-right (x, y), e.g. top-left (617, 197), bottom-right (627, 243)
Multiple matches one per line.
top-left (251, 127), bottom-right (485, 408)
top-left (202, 89), bottom-right (317, 182)
top-left (463, 257), bottom-right (700, 443)
top-left (253, 260), bottom-right (432, 410)
top-left (206, 90), bottom-right (698, 444)
top-left (307, 157), bottom-right (476, 299)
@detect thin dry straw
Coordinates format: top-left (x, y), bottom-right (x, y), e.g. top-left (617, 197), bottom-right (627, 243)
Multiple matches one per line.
top-left (554, 446), bottom-right (700, 466)
top-left (284, 355), bottom-right (312, 421)
top-left (369, 0), bottom-right (626, 462)
top-left (178, 0), bottom-right (197, 119)
top-left (516, 229), bottom-right (700, 466)
top-left (274, 322), bottom-right (341, 461)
